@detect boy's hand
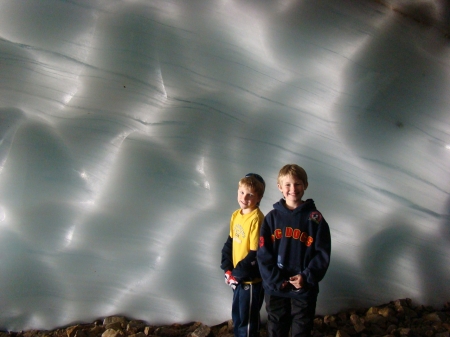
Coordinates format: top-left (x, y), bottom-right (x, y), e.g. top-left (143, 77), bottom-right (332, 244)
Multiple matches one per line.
top-left (224, 270), bottom-right (232, 285)
top-left (224, 270), bottom-right (239, 289)
top-left (289, 274), bottom-right (304, 289)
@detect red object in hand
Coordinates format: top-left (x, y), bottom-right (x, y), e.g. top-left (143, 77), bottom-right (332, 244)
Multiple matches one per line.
top-left (224, 270), bottom-right (238, 289)
top-left (224, 270), bottom-right (232, 284)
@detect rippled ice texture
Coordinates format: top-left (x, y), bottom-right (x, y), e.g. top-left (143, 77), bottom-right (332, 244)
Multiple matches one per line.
top-left (0, 0), bottom-right (450, 331)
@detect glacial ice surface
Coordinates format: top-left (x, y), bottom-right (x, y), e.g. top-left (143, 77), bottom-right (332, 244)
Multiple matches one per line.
top-left (0, 0), bottom-right (450, 331)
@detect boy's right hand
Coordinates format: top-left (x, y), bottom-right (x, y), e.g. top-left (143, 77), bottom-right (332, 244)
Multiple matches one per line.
top-left (289, 274), bottom-right (304, 289)
top-left (224, 270), bottom-right (231, 285)
top-left (224, 270), bottom-right (239, 289)
top-left (281, 281), bottom-right (289, 289)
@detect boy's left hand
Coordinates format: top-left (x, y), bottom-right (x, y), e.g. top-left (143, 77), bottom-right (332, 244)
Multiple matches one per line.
top-left (289, 274), bottom-right (303, 289)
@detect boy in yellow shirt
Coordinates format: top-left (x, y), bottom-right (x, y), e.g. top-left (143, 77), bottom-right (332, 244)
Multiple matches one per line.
top-left (221, 173), bottom-right (266, 337)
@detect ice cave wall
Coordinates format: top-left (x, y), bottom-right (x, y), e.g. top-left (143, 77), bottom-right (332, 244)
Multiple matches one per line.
top-left (0, 0), bottom-right (450, 331)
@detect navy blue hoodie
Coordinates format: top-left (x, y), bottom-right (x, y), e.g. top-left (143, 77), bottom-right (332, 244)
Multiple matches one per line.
top-left (257, 198), bottom-right (331, 299)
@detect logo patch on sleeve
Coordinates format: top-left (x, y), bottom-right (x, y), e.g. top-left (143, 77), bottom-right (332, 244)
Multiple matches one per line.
top-left (259, 236), bottom-right (264, 248)
top-left (310, 211), bottom-right (322, 224)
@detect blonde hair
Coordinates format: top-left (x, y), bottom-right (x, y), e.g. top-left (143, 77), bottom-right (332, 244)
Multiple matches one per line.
top-left (277, 164), bottom-right (308, 187)
top-left (238, 175), bottom-right (265, 198)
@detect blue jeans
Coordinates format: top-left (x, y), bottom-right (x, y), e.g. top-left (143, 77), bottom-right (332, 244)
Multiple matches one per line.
top-left (232, 282), bottom-right (264, 337)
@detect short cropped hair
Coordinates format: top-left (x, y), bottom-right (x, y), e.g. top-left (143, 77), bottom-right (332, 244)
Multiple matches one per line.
top-left (239, 175), bottom-right (265, 198)
top-left (277, 164), bottom-right (308, 187)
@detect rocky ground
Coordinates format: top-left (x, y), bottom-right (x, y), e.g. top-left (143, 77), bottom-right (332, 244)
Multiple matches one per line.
top-left (1, 298), bottom-right (450, 337)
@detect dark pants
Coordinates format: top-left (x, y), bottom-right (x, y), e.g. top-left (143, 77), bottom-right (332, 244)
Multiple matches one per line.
top-left (232, 282), bottom-right (264, 337)
top-left (264, 294), bottom-right (317, 337)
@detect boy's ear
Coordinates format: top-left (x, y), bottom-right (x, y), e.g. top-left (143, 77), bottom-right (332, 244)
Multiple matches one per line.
top-left (277, 183), bottom-right (282, 192)
top-left (304, 182), bottom-right (308, 190)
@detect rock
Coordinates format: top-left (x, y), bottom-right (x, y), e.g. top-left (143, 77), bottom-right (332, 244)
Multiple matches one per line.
top-left (366, 306), bottom-right (379, 315)
top-left (349, 314), bottom-right (365, 333)
top-left (184, 322), bottom-right (203, 334)
top-left (435, 332), bottom-right (450, 337)
top-left (313, 317), bottom-right (325, 330)
top-left (399, 327), bottom-right (412, 336)
top-left (324, 315), bottom-right (337, 328)
top-left (379, 306), bottom-right (394, 318)
top-left (127, 321), bottom-right (146, 333)
top-left (191, 324), bottom-right (210, 337)
top-left (101, 329), bottom-right (124, 337)
top-left (227, 320), bottom-right (233, 332)
top-left (386, 324), bottom-right (397, 334)
top-left (335, 329), bottom-right (350, 337)
top-left (129, 333), bottom-right (146, 337)
top-left (105, 323), bottom-right (122, 331)
top-left (365, 313), bottom-right (387, 327)
top-left (67, 326), bottom-right (81, 337)
top-left (424, 312), bottom-right (443, 322)
top-left (103, 317), bottom-right (128, 329)
top-left (395, 298), bottom-right (413, 308)
top-left (404, 306), bottom-right (418, 318)
top-left (144, 326), bottom-right (156, 336)
top-left (217, 326), bottom-right (228, 335)
top-left (89, 326), bottom-right (106, 337)
top-left (153, 322), bottom-right (201, 337)
top-left (153, 327), bottom-right (178, 337)
top-left (337, 312), bottom-right (347, 322)
top-left (3, 298), bottom-right (450, 337)
top-left (369, 323), bottom-right (385, 335)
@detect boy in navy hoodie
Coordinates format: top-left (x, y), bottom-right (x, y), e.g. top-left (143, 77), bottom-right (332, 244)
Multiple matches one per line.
top-left (257, 164), bottom-right (331, 337)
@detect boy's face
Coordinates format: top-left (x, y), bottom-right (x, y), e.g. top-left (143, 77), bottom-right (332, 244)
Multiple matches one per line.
top-left (237, 185), bottom-right (261, 214)
top-left (278, 174), bottom-right (307, 208)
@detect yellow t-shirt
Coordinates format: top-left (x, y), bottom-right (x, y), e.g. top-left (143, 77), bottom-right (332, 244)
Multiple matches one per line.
top-left (229, 207), bottom-right (264, 278)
